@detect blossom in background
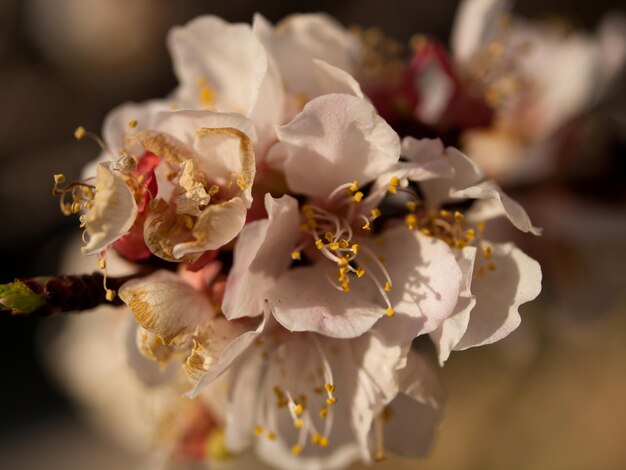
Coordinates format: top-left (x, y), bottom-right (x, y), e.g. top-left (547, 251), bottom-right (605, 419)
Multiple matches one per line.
top-left (451, 0), bottom-right (626, 183)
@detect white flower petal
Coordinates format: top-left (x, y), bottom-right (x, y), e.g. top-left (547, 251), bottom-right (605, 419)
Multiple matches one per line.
top-left (451, 0), bottom-right (511, 66)
top-left (382, 351), bottom-right (445, 458)
top-left (456, 242), bottom-right (542, 349)
top-left (368, 225), bottom-right (463, 338)
top-left (452, 180), bottom-right (542, 235)
top-left (253, 13), bottom-right (361, 98)
top-left (267, 265), bottom-right (385, 338)
top-left (277, 94), bottom-right (400, 198)
top-left (168, 15), bottom-right (268, 115)
top-left (429, 246), bottom-right (477, 365)
top-left (119, 270), bottom-right (214, 345)
top-left (82, 163), bottom-right (138, 255)
top-left (222, 194), bottom-right (300, 320)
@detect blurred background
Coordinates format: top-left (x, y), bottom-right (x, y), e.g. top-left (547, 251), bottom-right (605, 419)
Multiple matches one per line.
top-left (0, 0), bottom-right (625, 468)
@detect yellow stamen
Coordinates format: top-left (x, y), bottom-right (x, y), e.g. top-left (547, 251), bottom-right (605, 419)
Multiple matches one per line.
top-left (351, 244), bottom-right (359, 254)
top-left (384, 281), bottom-right (392, 292)
top-left (349, 180), bottom-right (359, 192)
top-left (53, 174), bottom-right (65, 184)
top-left (325, 383), bottom-right (336, 393)
top-left (291, 251), bottom-right (302, 261)
top-left (74, 126), bottom-right (86, 140)
top-left (325, 232), bottom-right (334, 242)
top-left (293, 404), bottom-right (304, 416)
top-left (370, 208), bottom-right (381, 219)
top-left (293, 418), bottom-right (304, 429)
top-left (105, 289), bottom-right (116, 301)
top-left (128, 120), bottom-right (138, 128)
top-left (405, 201), bottom-right (417, 211)
top-left (315, 239), bottom-right (324, 249)
top-left (454, 211), bottom-right (464, 222)
top-left (326, 397), bottom-right (337, 405)
top-left (254, 426), bottom-right (263, 436)
top-left (356, 267), bottom-right (365, 278)
top-left (405, 214), bottom-right (417, 230)
top-left (353, 191), bottom-right (364, 203)
top-left (386, 307), bottom-right (395, 317)
top-left (291, 444), bottom-right (302, 455)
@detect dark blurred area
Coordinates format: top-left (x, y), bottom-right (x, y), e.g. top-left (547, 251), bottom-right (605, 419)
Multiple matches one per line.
top-left (0, 0), bottom-right (624, 468)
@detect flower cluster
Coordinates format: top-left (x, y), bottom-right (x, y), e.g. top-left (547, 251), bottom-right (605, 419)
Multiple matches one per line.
top-left (52, 10), bottom-right (542, 470)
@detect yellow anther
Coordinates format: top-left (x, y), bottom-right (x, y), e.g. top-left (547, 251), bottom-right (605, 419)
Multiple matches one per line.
top-left (351, 244), bottom-right (359, 254)
top-left (339, 239), bottom-right (349, 249)
top-left (405, 214), bottom-right (417, 230)
top-left (465, 228), bottom-right (476, 241)
top-left (294, 418), bottom-right (304, 429)
top-left (440, 209), bottom-right (451, 218)
top-left (300, 223), bottom-right (310, 233)
top-left (236, 177), bottom-right (248, 191)
top-left (477, 221), bottom-right (486, 232)
top-left (455, 239), bottom-right (468, 249)
top-left (326, 397), bottom-right (337, 405)
top-left (293, 404), bottom-right (304, 416)
top-left (454, 211), bottom-right (464, 222)
top-left (53, 174), bottom-right (65, 184)
top-left (105, 289), bottom-right (116, 302)
top-left (338, 256), bottom-right (349, 267)
top-left (386, 307), bottom-right (395, 317)
top-left (97, 258), bottom-right (106, 270)
top-left (420, 228), bottom-right (431, 236)
top-left (291, 444), bottom-right (302, 455)
top-left (74, 126), bottom-right (86, 140)
top-left (319, 406), bottom-right (328, 418)
top-left (312, 433), bottom-right (321, 445)
top-left (325, 232), bottom-right (334, 242)
top-left (208, 184), bottom-right (220, 196)
top-left (356, 267), bottom-right (366, 278)
top-left (405, 201), bottom-right (417, 211)
top-left (328, 242), bottom-right (339, 251)
top-left (325, 383), bottom-right (336, 393)
top-left (388, 176), bottom-right (400, 194)
top-left (71, 202), bottom-right (82, 214)
top-left (319, 436), bottom-right (329, 448)
top-left (362, 221), bottom-right (371, 231)
top-left (384, 281), bottom-right (392, 292)
top-left (341, 282), bottom-right (350, 293)
top-left (353, 191), bottom-right (364, 203)
top-left (370, 208), bottom-right (381, 219)
top-left (315, 239), bottom-right (324, 249)
top-left (128, 120), bottom-right (138, 128)
top-left (349, 180), bottom-right (359, 192)
top-left (339, 267), bottom-right (348, 276)
top-left (254, 426), bottom-right (264, 436)
top-left (291, 251), bottom-right (302, 261)
top-left (267, 431), bottom-right (276, 440)
top-left (483, 245), bottom-right (492, 259)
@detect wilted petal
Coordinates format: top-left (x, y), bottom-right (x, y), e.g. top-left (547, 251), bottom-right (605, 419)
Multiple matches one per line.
top-left (185, 314), bottom-right (265, 397)
top-left (172, 197), bottom-right (247, 259)
top-left (456, 242), bottom-right (542, 349)
top-left (277, 94), bottom-right (400, 198)
top-left (429, 246), bottom-right (477, 365)
top-left (119, 270), bottom-right (214, 345)
top-left (222, 194), bottom-right (300, 320)
top-left (82, 163), bottom-right (138, 255)
top-left (452, 180), bottom-right (542, 235)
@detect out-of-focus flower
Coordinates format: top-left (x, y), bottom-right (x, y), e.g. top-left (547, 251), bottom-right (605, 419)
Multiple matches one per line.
top-left (451, 0), bottom-right (626, 183)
